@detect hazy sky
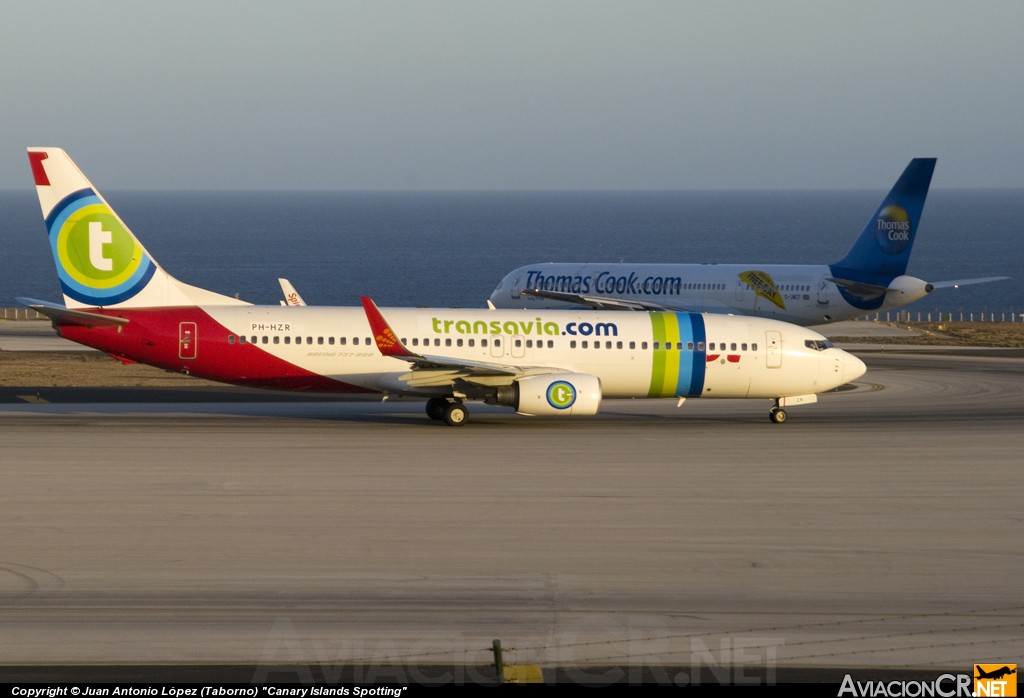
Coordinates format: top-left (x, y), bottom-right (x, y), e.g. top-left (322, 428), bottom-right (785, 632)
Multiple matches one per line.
top-left (1, 1), bottom-right (1022, 190)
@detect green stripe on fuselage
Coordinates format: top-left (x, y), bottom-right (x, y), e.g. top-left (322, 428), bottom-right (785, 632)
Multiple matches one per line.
top-left (648, 312), bottom-right (682, 398)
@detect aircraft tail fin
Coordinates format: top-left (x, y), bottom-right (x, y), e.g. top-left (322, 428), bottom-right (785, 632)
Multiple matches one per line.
top-left (27, 147), bottom-right (247, 310)
top-left (831, 158), bottom-right (936, 283)
top-left (279, 278), bottom-right (307, 306)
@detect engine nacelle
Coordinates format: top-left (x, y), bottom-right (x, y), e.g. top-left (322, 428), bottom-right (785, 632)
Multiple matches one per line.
top-left (503, 373), bottom-right (603, 416)
top-left (886, 275), bottom-right (934, 302)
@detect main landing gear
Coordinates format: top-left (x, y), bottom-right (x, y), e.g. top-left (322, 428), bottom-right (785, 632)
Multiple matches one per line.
top-left (426, 397), bottom-right (468, 427)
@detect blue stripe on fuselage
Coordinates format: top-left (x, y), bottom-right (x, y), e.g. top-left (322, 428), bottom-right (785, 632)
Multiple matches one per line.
top-left (676, 313), bottom-right (706, 397)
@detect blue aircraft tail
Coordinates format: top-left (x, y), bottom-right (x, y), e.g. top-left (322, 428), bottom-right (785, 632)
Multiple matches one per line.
top-left (830, 158), bottom-right (936, 286)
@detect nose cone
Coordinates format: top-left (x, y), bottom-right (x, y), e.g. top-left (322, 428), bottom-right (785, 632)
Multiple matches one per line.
top-left (841, 350), bottom-right (867, 384)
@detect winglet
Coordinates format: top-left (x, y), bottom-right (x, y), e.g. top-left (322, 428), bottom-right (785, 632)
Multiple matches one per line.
top-left (360, 296), bottom-right (418, 359)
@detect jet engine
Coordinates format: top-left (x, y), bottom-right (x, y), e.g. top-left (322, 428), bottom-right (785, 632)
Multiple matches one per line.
top-left (492, 373), bottom-right (603, 416)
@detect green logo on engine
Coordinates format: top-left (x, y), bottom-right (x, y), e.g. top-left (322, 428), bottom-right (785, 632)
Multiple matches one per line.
top-left (546, 380), bottom-right (577, 410)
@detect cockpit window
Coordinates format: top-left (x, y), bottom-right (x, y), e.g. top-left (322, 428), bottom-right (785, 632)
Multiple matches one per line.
top-left (804, 339), bottom-right (834, 351)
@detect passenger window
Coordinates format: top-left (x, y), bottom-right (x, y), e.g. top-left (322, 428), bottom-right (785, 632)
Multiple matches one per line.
top-left (582, 341), bottom-right (588, 349)
top-left (697, 341), bottom-right (705, 351)
top-left (446, 338), bottom-right (452, 347)
top-left (412, 338), bottom-right (419, 346)
top-left (273, 336), bottom-right (280, 344)
top-left (285, 337), bottom-right (292, 345)
top-left (616, 341), bottom-right (623, 349)
top-left (731, 343), bottom-right (737, 351)
top-left (339, 337), bottom-right (346, 345)
top-left (328, 337), bottom-right (335, 345)
top-left (752, 343), bottom-right (758, 351)
top-left (641, 341), bottom-right (648, 350)
top-left (687, 342), bottom-right (694, 351)
top-left (468, 339), bottom-right (475, 347)
top-left (629, 341), bottom-right (636, 350)
top-left (353, 337), bottom-right (360, 345)
top-left (228, 335), bottom-right (235, 344)
top-left (456, 338), bottom-right (463, 347)
top-left (482, 339), bottom-right (488, 347)
top-left (742, 343), bottom-right (747, 351)
top-left (570, 340), bottom-right (577, 349)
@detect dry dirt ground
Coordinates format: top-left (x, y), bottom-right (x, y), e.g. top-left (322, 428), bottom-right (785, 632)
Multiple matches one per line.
top-left (830, 321), bottom-right (1024, 348)
top-left (0, 351), bottom-right (220, 387)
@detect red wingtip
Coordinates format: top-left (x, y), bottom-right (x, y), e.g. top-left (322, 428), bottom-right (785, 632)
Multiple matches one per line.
top-left (360, 296), bottom-right (416, 359)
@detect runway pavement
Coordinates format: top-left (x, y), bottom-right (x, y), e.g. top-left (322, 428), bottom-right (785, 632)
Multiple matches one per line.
top-left (0, 322), bottom-right (1022, 685)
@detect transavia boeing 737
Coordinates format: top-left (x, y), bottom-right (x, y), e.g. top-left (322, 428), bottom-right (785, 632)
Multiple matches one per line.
top-left (19, 148), bottom-right (865, 425)
top-left (488, 159), bottom-right (1008, 325)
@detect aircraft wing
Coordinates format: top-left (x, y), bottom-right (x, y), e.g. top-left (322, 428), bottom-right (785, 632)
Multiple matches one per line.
top-left (825, 277), bottom-right (889, 300)
top-left (928, 276), bottom-right (1009, 289)
top-left (360, 296), bottom-right (561, 384)
top-left (17, 297), bottom-right (130, 328)
top-left (520, 288), bottom-right (686, 312)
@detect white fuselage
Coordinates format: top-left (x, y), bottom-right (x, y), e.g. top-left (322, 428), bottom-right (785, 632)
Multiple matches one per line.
top-left (61, 305), bottom-right (864, 402)
top-left (489, 262), bottom-right (934, 325)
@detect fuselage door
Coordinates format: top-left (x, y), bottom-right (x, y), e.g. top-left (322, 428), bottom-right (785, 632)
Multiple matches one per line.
top-left (766, 330), bottom-right (782, 368)
top-left (179, 322), bottom-right (198, 360)
top-left (511, 335), bottom-right (526, 359)
top-left (817, 278), bottom-right (831, 305)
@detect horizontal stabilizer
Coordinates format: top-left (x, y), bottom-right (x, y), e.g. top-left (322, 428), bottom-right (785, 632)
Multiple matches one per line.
top-left (928, 276), bottom-right (1009, 289)
top-left (18, 297), bottom-right (129, 328)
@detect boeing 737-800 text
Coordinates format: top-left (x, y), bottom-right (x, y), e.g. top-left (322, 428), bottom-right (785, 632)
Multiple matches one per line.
top-left (20, 148), bottom-right (865, 425)
top-left (489, 159), bottom-right (1007, 325)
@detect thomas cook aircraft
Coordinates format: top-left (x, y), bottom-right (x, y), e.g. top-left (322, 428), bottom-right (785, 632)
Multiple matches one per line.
top-left (20, 147), bottom-right (866, 425)
top-left (488, 158), bottom-right (1008, 325)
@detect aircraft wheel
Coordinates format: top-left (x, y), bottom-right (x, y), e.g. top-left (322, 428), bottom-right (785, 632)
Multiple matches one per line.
top-left (443, 402), bottom-right (468, 427)
top-left (769, 407), bottom-right (787, 424)
top-left (426, 397), bottom-right (448, 421)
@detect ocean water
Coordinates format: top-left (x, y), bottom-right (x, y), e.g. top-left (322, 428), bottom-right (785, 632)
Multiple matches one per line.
top-left (1, 188), bottom-right (1020, 317)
